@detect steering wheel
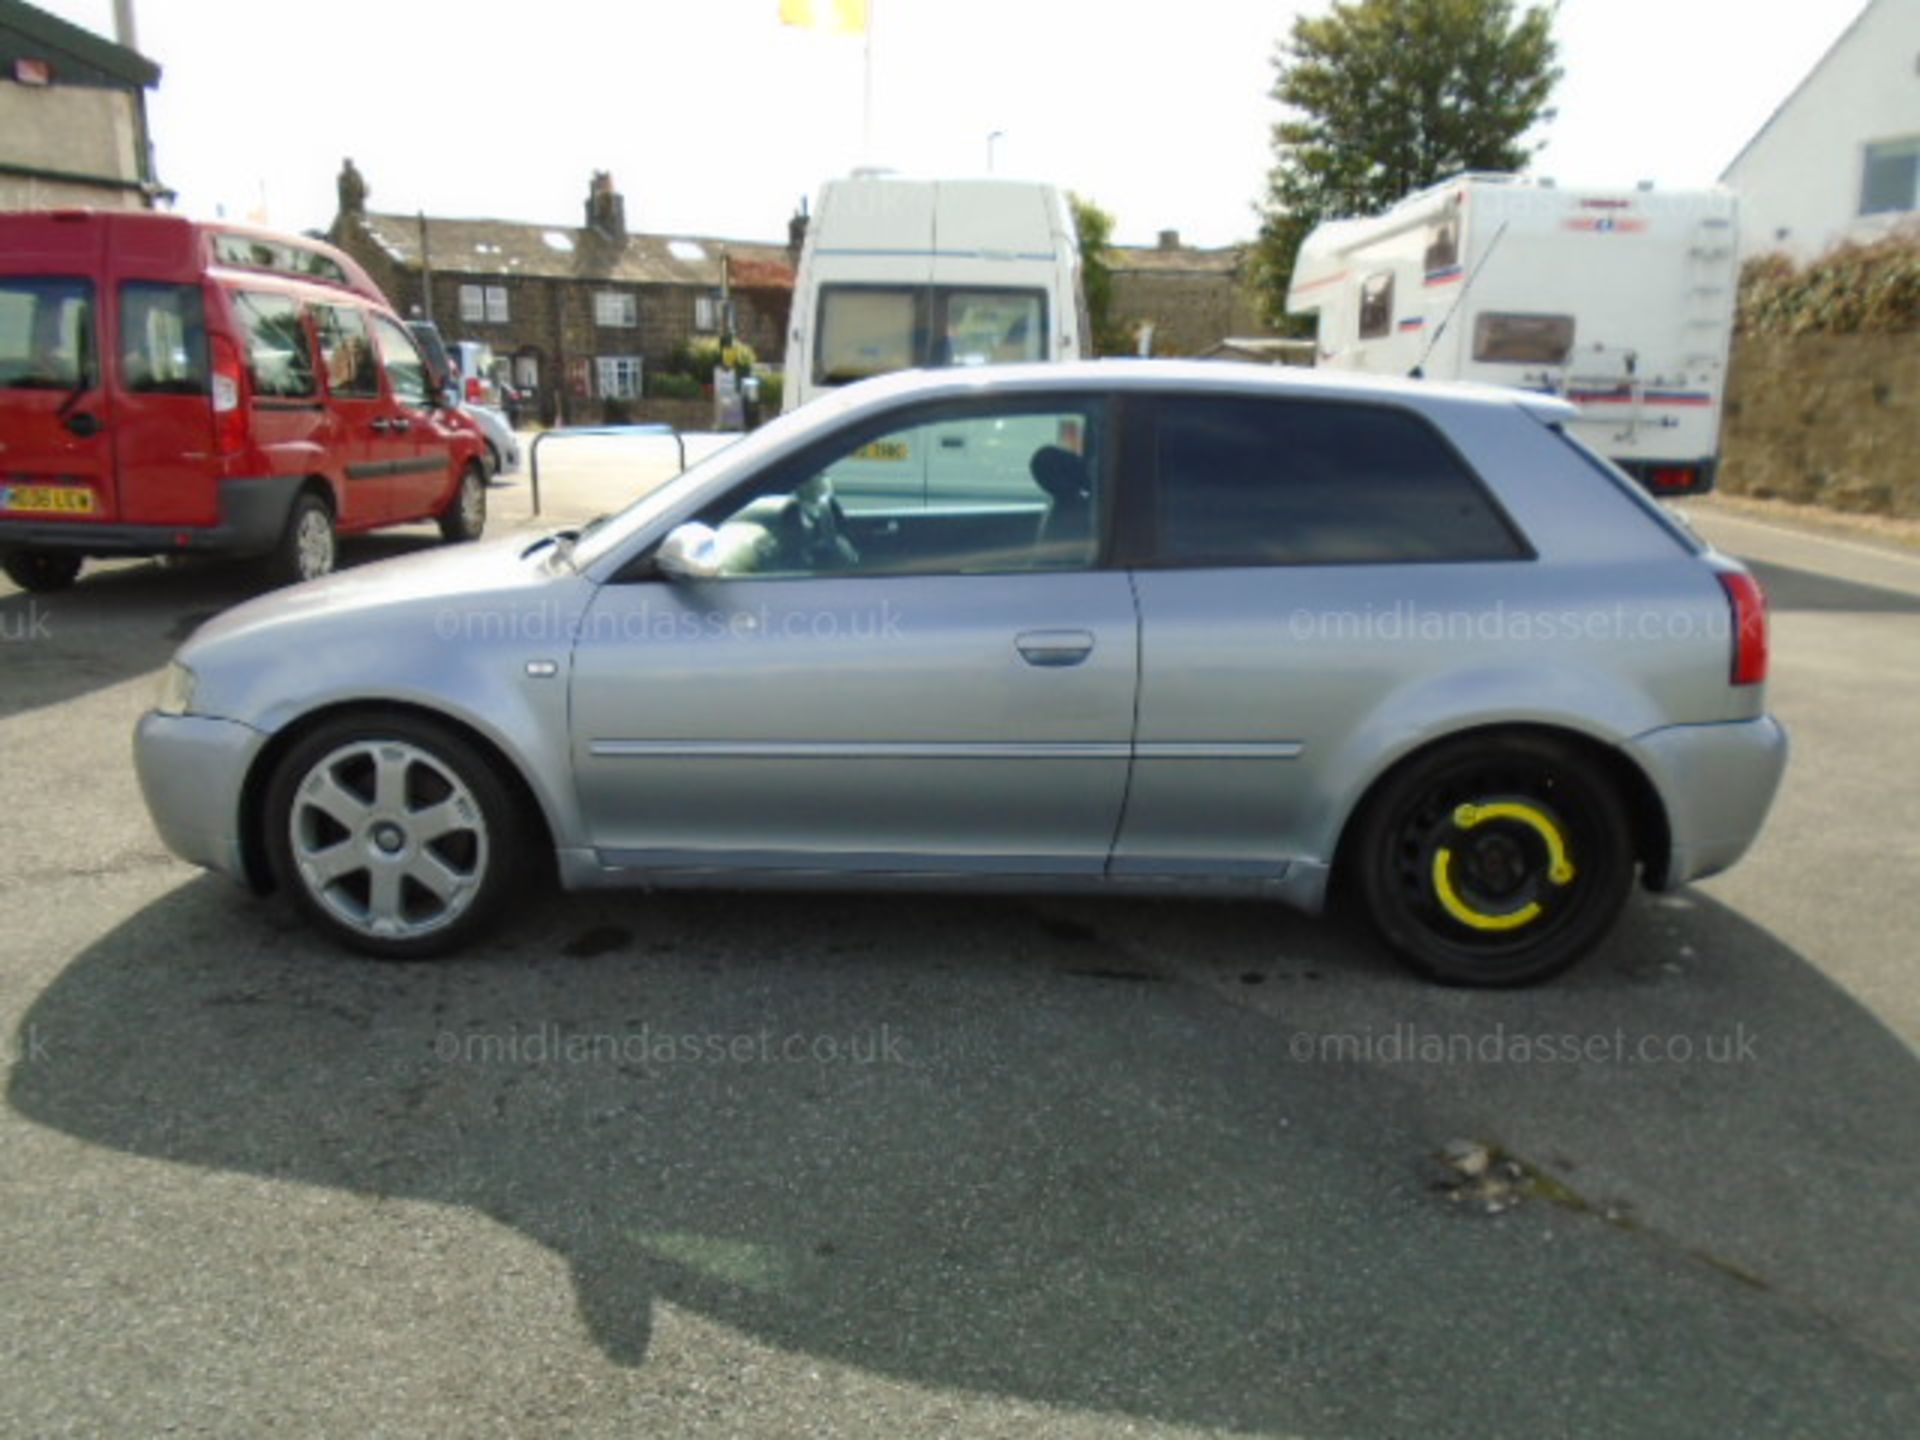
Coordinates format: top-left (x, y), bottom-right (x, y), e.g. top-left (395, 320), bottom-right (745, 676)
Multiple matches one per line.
top-left (787, 475), bottom-right (860, 571)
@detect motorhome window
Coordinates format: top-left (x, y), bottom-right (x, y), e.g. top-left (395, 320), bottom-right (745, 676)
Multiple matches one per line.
top-left (1860, 137), bottom-right (1920, 215)
top-left (211, 234), bottom-right (348, 287)
top-left (940, 290), bottom-right (1045, 366)
top-left (1472, 312), bottom-right (1575, 365)
top-left (233, 291), bottom-right (316, 399)
top-left (1152, 397), bottom-right (1526, 567)
top-left (0, 278), bottom-right (94, 390)
top-left (316, 305), bottom-right (380, 398)
top-left (119, 283), bottom-right (208, 395)
top-left (817, 287), bottom-right (921, 385)
top-left (371, 315), bottom-right (431, 406)
top-left (1358, 273), bottom-right (1395, 340)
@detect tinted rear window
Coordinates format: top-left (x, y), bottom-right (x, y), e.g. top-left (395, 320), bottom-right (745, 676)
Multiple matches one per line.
top-left (0, 278), bottom-right (94, 390)
top-left (119, 283), bottom-right (208, 395)
top-left (1153, 396), bottom-right (1527, 567)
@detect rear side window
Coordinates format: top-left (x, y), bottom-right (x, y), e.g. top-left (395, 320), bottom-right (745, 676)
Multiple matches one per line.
top-left (371, 315), bottom-right (430, 406)
top-left (119, 283), bottom-right (208, 395)
top-left (314, 304), bottom-right (379, 398)
top-left (233, 291), bottom-right (316, 399)
top-left (1358, 272), bottom-right (1394, 340)
top-left (0, 278), bottom-right (94, 390)
top-left (1152, 397), bottom-right (1527, 567)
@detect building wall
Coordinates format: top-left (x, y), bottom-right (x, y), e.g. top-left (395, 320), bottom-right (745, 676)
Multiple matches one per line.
top-left (1110, 266), bottom-right (1272, 357)
top-left (0, 82), bottom-right (145, 209)
top-left (1720, 331), bottom-right (1919, 517)
top-left (1724, 0), bottom-right (1920, 259)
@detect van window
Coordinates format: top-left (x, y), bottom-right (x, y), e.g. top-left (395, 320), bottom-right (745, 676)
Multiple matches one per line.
top-left (233, 291), bottom-right (316, 399)
top-left (210, 232), bottom-right (349, 288)
top-left (814, 285), bottom-right (1049, 387)
top-left (1358, 273), bottom-right (1395, 340)
top-left (1473, 312), bottom-right (1575, 365)
top-left (371, 315), bottom-right (430, 406)
top-left (1151, 396), bottom-right (1526, 567)
top-left (119, 283), bottom-right (208, 396)
top-left (315, 305), bottom-right (380, 398)
top-left (0, 278), bottom-right (94, 390)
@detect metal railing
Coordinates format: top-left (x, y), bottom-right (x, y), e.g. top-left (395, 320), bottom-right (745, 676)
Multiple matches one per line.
top-left (527, 424), bottom-right (688, 517)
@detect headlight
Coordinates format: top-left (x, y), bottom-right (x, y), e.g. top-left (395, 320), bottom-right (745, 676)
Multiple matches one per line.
top-left (155, 661), bottom-right (197, 717)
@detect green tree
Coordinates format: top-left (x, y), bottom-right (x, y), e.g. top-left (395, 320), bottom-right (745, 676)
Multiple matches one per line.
top-left (1251, 0), bottom-right (1561, 325)
top-left (1069, 193), bottom-right (1136, 357)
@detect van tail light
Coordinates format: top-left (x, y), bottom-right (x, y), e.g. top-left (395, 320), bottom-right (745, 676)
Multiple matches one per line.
top-left (1717, 569), bottom-right (1769, 686)
top-left (209, 333), bottom-right (246, 455)
top-left (1649, 466), bottom-right (1698, 492)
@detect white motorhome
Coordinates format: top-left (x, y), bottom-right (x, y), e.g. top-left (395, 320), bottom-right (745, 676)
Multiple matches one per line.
top-left (783, 171), bottom-right (1085, 414)
top-left (1288, 174), bottom-right (1738, 495)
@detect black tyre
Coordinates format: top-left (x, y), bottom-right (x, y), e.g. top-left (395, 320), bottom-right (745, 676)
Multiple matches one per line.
top-left (484, 441), bottom-right (503, 478)
top-left (439, 463), bottom-right (487, 543)
top-left (2, 548), bottom-right (83, 593)
top-left (263, 711), bottom-right (526, 959)
top-left (1351, 734), bottom-right (1635, 986)
top-left (270, 492), bottom-right (336, 586)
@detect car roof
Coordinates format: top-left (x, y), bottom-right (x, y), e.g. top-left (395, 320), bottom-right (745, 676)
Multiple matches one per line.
top-left (825, 359), bottom-right (1578, 424)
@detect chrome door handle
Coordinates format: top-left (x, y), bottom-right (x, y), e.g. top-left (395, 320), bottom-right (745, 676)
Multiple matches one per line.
top-left (1015, 629), bottom-right (1094, 667)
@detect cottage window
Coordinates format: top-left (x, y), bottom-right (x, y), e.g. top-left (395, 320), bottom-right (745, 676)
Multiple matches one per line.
top-left (461, 284), bottom-right (510, 324)
top-left (595, 291), bottom-right (638, 327)
top-left (596, 355), bottom-right (642, 399)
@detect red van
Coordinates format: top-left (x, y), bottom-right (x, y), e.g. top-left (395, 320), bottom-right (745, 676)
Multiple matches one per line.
top-left (0, 210), bottom-right (489, 592)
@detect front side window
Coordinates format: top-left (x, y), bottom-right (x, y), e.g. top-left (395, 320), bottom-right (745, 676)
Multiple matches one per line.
top-left (1473, 312), bottom-right (1575, 366)
top-left (814, 285), bottom-right (1049, 387)
top-left (595, 290), bottom-right (637, 327)
top-left (1860, 136), bottom-right (1920, 216)
top-left (371, 315), bottom-right (430, 405)
top-left (691, 398), bottom-right (1106, 579)
top-left (119, 283), bottom-right (208, 395)
top-left (597, 355), bottom-right (642, 399)
top-left (233, 290), bottom-right (315, 399)
top-left (1358, 272), bottom-right (1395, 340)
top-left (1152, 396), bottom-right (1525, 567)
top-left (315, 305), bottom-right (380, 398)
top-left (0, 277), bottom-right (94, 390)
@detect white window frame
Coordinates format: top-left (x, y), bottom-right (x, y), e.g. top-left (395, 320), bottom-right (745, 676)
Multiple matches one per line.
top-left (596, 355), bottom-right (642, 400)
top-left (693, 294), bottom-right (721, 333)
top-left (458, 284), bottom-right (485, 323)
top-left (484, 285), bottom-right (509, 323)
top-left (594, 290), bottom-right (637, 328)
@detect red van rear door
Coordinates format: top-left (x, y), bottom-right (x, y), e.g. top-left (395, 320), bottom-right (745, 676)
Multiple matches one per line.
top-left (0, 271), bottom-right (116, 527)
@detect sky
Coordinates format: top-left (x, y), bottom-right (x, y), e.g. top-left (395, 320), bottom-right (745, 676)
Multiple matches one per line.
top-left (28, 0), bottom-right (1873, 248)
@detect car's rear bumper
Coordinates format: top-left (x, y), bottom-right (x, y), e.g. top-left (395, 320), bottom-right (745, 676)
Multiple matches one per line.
top-left (134, 710), bottom-right (267, 884)
top-left (1627, 715), bottom-right (1789, 889)
top-left (0, 475), bottom-right (303, 558)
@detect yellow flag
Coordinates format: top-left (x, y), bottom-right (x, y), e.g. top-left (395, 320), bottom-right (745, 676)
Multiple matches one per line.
top-left (780, 0), bottom-right (867, 34)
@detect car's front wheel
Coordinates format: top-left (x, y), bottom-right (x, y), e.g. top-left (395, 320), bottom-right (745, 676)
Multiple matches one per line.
top-left (1351, 734), bottom-right (1635, 986)
top-left (263, 712), bottom-right (526, 958)
top-left (2, 548), bottom-right (83, 593)
top-left (439, 463), bottom-right (487, 543)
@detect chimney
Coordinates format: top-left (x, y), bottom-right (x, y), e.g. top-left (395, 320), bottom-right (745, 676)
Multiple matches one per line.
top-left (585, 171), bottom-right (627, 243)
top-left (787, 198), bottom-right (810, 265)
top-left (1157, 229), bottom-right (1181, 252)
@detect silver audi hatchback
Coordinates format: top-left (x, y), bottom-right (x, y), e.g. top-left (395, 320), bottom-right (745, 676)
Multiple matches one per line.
top-left (135, 362), bottom-right (1786, 985)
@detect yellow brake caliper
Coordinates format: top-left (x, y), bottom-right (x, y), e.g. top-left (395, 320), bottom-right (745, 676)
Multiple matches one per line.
top-left (1431, 801), bottom-right (1577, 932)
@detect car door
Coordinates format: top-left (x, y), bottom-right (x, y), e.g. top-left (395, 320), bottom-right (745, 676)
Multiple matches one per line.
top-left (310, 301), bottom-right (390, 524)
top-left (0, 272), bottom-right (114, 526)
top-left (568, 393), bottom-right (1137, 875)
top-left (368, 312), bottom-right (449, 522)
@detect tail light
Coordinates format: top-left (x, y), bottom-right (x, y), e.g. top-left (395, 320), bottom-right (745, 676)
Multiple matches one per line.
top-left (1649, 466), bottom-right (1697, 492)
top-left (1717, 570), bottom-right (1769, 686)
top-left (209, 333), bottom-right (247, 456)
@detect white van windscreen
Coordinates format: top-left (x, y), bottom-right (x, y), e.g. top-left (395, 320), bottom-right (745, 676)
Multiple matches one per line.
top-left (818, 289), bottom-right (918, 385)
top-left (815, 286), bottom-right (1048, 386)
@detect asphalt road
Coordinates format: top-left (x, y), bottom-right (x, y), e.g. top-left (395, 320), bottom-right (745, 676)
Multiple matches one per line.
top-left (0, 456), bottom-right (1916, 1438)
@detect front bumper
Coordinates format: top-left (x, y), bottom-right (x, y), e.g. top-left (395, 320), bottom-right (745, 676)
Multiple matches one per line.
top-left (133, 711), bottom-right (268, 884)
top-left (0, 474), bottom-right (305, 559)
top-left (1627, 715), bottom-right (1789, 888)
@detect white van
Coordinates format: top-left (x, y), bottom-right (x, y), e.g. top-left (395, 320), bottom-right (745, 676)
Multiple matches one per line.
top-left (1287, 173), bottom-right (1738, 495)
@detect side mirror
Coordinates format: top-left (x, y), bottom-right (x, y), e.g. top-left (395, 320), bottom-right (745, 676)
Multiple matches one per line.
top-left (653, 522), bottom-right (723, 580)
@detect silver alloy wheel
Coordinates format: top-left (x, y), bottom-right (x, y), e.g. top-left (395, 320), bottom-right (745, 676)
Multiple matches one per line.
top-left (460, 471), bottom-right (485, 532)
top-left (296, 506), bottom-right (335, 580)
top-left (287, 739), bottom-right (489, 941)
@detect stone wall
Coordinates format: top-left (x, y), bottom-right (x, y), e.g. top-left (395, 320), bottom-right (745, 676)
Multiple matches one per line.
top-left (1720, 333), bottom-right (1919, 518)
